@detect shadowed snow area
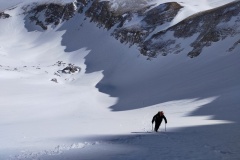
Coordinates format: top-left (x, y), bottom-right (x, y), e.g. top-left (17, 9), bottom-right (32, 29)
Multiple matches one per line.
top-left (0, 1), bottom-right (240, 160)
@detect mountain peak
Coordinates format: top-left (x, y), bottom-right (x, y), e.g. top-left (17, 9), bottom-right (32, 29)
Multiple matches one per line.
top-left (11, 0), bottom-right (240, 58)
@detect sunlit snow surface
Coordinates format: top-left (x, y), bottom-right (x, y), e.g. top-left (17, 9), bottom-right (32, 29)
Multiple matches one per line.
top-left (0, 1), bottom-right (239, 160)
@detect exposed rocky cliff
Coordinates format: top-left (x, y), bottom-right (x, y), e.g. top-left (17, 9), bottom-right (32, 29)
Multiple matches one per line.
top-left (112, 2), bottom-right (182, 47)
top-left (22, 2), bottom-right (77, 30)
top-left (21, 0), bottom-right (240, 58)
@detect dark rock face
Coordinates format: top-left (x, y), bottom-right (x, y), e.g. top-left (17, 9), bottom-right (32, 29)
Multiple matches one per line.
top-left (76, 0), bottom-right (92, 13)
top-left (0, 12), bottom-right (10, 19)
top-left (141, 1), bottom-right (240, 58)
top-left (23, 0), bottom-right (240, 58)
top-left (25, 2), bottom-right (77, 30)
top-left (85, 0), bottom-right (124, 30)
top-left (58, 64), bottom-right (81, 74)
top-left (112, 2), bottom-right (182, 47)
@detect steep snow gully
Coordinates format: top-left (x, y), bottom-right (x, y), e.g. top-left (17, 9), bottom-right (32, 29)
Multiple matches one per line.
top-left (0, 0), bottom-right (240, 160)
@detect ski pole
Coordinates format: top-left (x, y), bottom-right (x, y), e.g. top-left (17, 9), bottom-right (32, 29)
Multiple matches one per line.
top-left (165, 123), bottom-right (166, 132)
top-left (152, 123), bottom-right (153, 132)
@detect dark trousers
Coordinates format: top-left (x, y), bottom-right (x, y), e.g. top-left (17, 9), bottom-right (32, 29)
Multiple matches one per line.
top-left (154, 122), bottom-right (161, 132)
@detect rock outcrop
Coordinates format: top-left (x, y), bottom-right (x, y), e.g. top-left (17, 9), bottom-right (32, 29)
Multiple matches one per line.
top-left (140, 1), bottom-right (240, 58)
top-left (24, 2), bottom-right (77, 30)
top-left (0, 12), bottom-right (10, 19)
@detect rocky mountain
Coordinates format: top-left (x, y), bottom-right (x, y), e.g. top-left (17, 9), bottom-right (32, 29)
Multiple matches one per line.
top-left (140, 1), bottom-right (240, 58)
top-left (16, 0), bottom-right (240, 58)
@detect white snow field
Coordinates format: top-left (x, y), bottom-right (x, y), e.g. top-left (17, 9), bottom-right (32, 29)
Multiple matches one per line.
top-left (0, 1), bottom-right (240, 160)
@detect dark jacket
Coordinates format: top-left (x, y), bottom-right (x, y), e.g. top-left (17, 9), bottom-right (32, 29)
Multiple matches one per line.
top-left (152, 113), bottom-right (167, 124)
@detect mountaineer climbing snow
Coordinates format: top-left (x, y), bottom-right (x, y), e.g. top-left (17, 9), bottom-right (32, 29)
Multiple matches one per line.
top-left (152, 111), bottom-right (167, 132)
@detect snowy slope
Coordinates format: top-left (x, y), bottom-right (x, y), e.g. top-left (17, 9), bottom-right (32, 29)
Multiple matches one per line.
top-left (0, 0), bottom-right (240, 160)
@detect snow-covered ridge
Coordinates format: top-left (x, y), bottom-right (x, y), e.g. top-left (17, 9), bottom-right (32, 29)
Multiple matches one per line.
top-left (7, 0), bottom-right (237, 58)
top-left (141, 0), bottom-right (240, 58)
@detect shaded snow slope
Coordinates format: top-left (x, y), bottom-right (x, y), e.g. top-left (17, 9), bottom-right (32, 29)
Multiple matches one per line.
top-left (0, 1), bottom-right (240, 160)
